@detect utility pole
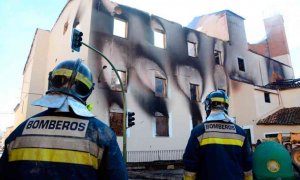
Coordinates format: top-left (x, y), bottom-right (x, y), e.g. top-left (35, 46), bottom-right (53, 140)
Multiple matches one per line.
top-left (71, 29), bottom-right (128, 161)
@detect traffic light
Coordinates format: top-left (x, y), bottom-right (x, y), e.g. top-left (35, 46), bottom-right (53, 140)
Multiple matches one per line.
top-left (127, 112), bottom-right (135, 128)
top-left (71, 29), bottom-right (83, 52)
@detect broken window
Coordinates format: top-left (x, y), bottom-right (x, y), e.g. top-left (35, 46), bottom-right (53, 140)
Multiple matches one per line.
top-left (190, 83), bottom-right (200, 102)
top-left (264, 92), bottom-right (271, 103)
top-left (155, 77), bottom-right (167, 97)
top-left (214, 50), bottom-right (222, 65)
top-left (111, 70), bottom-right (127, 91)
top-left (187, 41), bottom-right (198, 57)
top-left (238, 58), bottom-right (245, 72)
top-left (155, 114), bottom-right (169, 137)
top-left (154, 29), bottom-right (166, 49)
top-left (109, 112), bottom-right (123, 136)
top-left (113, 18), bottom-right (127, 38)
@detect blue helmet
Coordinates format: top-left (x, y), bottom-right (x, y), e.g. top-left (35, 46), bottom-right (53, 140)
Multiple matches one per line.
top-left (47, 59), bottom-right (94, 104)
top-left (204, 89), bottom-right (229, 116)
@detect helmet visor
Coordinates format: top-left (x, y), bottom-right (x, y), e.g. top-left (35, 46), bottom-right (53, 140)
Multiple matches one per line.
top-left (50, 68), bottom-right (73, 88)
top-left (50, 68), bottom-right (93, 97)
top-left (72, 72), bottom-right (93, 96)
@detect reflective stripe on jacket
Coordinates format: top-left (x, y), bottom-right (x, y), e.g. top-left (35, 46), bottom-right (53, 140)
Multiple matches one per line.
top-left (183, 120), bottom-right (253, 180)
top-left (0, 109), bottom-right (128, 180)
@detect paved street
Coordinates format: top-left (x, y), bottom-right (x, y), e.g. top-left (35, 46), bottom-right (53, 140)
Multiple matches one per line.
top-left (129, 169), bottom-right (184, 180)
top-left (128, 167), bottom-right (300, 179)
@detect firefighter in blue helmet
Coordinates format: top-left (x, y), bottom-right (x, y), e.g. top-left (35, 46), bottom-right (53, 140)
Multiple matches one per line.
top-left (183, 89), bottom-right (253, 180)
top-left (0, 59), bottom-right (128, 179)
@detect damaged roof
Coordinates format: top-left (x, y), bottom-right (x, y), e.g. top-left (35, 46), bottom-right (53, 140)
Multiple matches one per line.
top-left (257, 107), bottom-right (300, 125)
top-left (264, 78), bottom-right (300, 90)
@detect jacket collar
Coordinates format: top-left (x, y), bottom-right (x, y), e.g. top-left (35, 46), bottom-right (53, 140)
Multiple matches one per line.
top-left (31, 93), bottom-right (95, 117)
top-left (206, 110), bottom-right (235, 123)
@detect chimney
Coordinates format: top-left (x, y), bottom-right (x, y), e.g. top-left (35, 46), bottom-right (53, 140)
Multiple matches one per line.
top-left (264, 15), bottom-right (291, 66)
top-left (248, 15), bottom-right (292, 66)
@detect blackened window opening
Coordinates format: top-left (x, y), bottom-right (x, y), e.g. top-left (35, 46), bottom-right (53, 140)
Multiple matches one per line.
top-left (264, 92), bottom-right (270, 103)
top-left (238, 58), bottom-right (245, 71)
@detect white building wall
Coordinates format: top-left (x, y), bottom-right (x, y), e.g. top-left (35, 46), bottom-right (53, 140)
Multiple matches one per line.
top-left (10, 0), bottom-right (300, 162)
top-left (254, 87), bottom-right (281, 118)
top-left (280, 88), bottom-right (300, 107)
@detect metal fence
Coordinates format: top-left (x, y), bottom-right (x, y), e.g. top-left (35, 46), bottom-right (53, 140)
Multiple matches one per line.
top-left (127, 149), bottom-right (184, 162)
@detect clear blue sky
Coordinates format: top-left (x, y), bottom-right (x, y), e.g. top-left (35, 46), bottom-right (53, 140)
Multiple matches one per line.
top-left (0, 0), bottom-right (299, 131)
top-left (0, 0), bottom-right (66, 131)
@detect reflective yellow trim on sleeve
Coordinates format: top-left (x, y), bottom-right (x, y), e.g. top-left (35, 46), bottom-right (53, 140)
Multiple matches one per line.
top-left (52, 68), bottom-right (73, 77)
top-left (9, 148), bottom-right (99, 169)
top-left (75, 72), bottom-right (93, 89)
top-left (200, 137), bottom-right (243, 147)
top-left (184, 170), bottom-right (196, 180)
top-left (244, 170), bottom-right (253, 180)
top-left (244, 175), bottom-right (253, 180)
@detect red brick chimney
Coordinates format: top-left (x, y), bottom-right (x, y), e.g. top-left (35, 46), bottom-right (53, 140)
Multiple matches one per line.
top-left (248, 15), bottom-right (291, 66)
top-left (264, 15), bottom-right (290, 57)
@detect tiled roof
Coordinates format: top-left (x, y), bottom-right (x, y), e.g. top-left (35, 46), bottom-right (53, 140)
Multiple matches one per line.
top-left (264, 78), bottom-right (300, 90)
top-left (257, 107), bottom-right (300, 125)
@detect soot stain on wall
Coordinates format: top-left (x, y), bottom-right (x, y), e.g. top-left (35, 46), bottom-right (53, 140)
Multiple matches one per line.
top-left (90, 0), bottom-right (293, 122)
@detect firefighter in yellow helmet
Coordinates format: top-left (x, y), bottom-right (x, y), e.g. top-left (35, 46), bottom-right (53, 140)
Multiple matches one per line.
top-left (183, 89), bottom-right (253, 180)
top-left (0, 59), bottom-right (127, 179)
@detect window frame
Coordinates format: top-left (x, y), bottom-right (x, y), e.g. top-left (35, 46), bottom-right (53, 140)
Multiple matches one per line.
top-left (113, 17), bottom-right (128, 38)
top-left (155, 76), bottom-right (167, 97)
top-left (238, 57), bottom-right (245, 72)
top-left (187, 41), bottom-right (198, 57)
top-left (153, 29), bottom-right (166, 49)
top-left (264, 92), bottom-right (271, 103)
top-left (214, 50), bottom-right (223, 65)
top-left (264, 132), bottom-right (279, 138)
top-left (190, 83), bottom-right (200, 102)
top-left (111, 70), bottom-right (127, 92)
top-left (155, 115), bottom-right (169, 137)
top-left (109, 112), bottom-right (123, 136)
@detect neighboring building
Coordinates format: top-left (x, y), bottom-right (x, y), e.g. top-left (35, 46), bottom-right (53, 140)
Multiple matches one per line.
top-left (1, 126), bottom-right (14, 147)
top-left (248, 15), bottom-right (292, 66)
top-left (11, 0), bottom-right (300, 162)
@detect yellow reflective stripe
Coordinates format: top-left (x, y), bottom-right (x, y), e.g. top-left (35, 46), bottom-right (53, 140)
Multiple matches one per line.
top-left (52, 68), bottom-right (73, 77)
top-left (200, 137), bottom-right (244, 147)
top-left (244, 170), bottom-right (253, 180)
top-left (184, 176), bottom-right (196, 180)
top-left (52, 68), bottom-right (93, 89)
top-left (244, 175), bottom-right (253, 180)
top-left (184, 171), bottom-right (196, 180)
top-left (9, 136), bottom-right (103, 158)
top-left (9, 148), bottom-right (99, 169)
top-left (211, 97), bottom-right (228, 103)
top-left (75, 72), bottom-right (93, 89)
top-left (198, 132), bottom-right (245, 142)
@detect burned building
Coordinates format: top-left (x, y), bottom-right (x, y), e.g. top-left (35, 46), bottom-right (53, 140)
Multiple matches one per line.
top-left (14, 0), bottom-right (300, 162)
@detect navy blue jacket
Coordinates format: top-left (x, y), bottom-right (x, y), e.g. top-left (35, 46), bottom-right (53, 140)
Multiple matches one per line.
top-left (183, 120), bottom-right (253, 180)
top-left (0, 109), bottom-right (128, 180)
